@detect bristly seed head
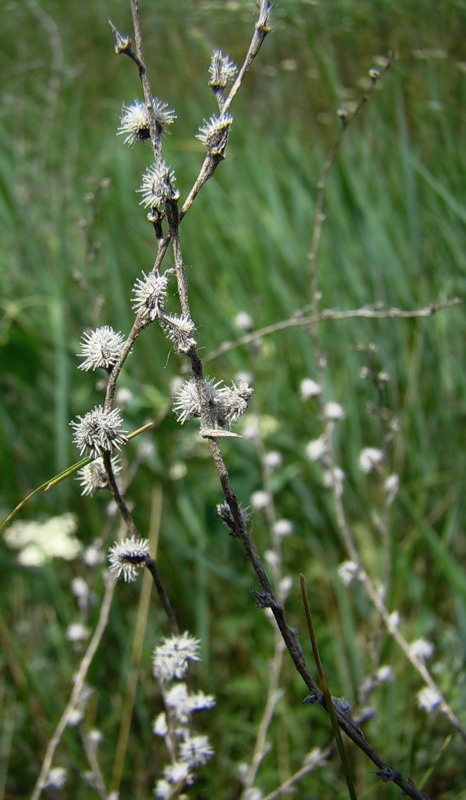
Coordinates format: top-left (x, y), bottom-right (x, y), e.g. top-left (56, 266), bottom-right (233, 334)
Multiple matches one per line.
top-left (70, 406), bottom-right (127, 457)
top-left (172, 377), bottom-right (221, 424)
top-left (159, 313), bottom-right (197, 354)
top-left (172, 376), bottom-right (253, 428)
top-left (216, 501), bottom-right (251, 537)
top-left (108, 535), bottom-right (151, 582)
top-left (196, 114), bottom-right (233, 156)
top-left (132, 270), bottom-right (169, 321)
top-left (138, 162), bottom-right (180, 209)
top-left (117, 98), bottom-right (176, 145)
top-left (208, 50), bottom-right (238, 89)
top-left (77, 456), bottom-right (121, 496)
top-left (78, 326), bottom-right (125, 372)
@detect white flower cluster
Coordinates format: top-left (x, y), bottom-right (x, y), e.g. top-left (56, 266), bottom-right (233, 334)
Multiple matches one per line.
top-left (152, 633), bottom-right (215, 798)
top-left (359, 447), bottom-right (384, 474)
top-left (4, 513), bottom-right (81, 567)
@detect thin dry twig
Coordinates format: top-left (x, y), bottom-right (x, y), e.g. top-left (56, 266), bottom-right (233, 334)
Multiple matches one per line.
top-left (31, 574), bottom-right (116, 800)
top-left (204, 297), bottom-right (462, 363)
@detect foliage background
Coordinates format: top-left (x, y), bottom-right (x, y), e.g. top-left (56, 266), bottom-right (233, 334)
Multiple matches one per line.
top-left (0, 0), bottom-right (465, 797)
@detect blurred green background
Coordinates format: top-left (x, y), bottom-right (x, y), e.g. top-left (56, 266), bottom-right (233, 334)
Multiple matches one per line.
top-left (0, 0), bottom-right (465, 797)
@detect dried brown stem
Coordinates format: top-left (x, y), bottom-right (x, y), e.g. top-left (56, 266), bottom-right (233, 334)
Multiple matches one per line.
top-left (204, 298), bottom-right (462, 363)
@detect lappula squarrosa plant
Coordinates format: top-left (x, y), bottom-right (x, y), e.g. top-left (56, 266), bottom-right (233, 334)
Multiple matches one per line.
top-left (11, 2), bottom-right (462, 798)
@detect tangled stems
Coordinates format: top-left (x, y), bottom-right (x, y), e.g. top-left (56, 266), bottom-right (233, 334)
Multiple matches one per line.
top-left (106, 5), bottom-right (433, 799)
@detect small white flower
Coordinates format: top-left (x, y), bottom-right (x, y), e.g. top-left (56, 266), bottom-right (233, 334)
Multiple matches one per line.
top-left (179, 733), bottom-right (214, 767)
top-left (71, 577), bottom-right (89, 600)
top-left (196, 114), bottom-right (233, 154)
top-left (169, 462), bottom-right (187, 481)
top-left (264, 550), bottom-right (279, 569)
top-left (323, 467), bottom-right (345, 494)
top-left (116, 386), bottom-right (133, 406)
top-left (279, 576), bottom-right (293, 600)
top-left (384, 473), bottom-right (399, 506)
top-left (163, 761), bottom-right (191, 784)
top-left (242, 790), bottom-right (263, 800)
top-left (78, 326), bottom-right (125, 371)
top-left (273, 519), bottom-right (293, 538)
top-left (185, 690), bottom-right (216, 713)
top-left (66, 623), bottom-right (90, 643)
top-left (300, 378), bottom-right (322, 399)
top-left (409, 639), bottom-right (435, 662)
top-left (163, 683), bottom-right (215, 724)
top-left (375, 665), bottom-right (393, 684)
top-left (154, 779), bottom-right (172, 799)
top-left (234, 311), bottom-right (253, 330)
top-left (88, 729), bottom-right (103, 746)
top-left (77, 455), bottom-right (121, 496)
top-left (164, 683), bottom-right (191, 723)
top-left (263, 451), bottom-right (282, 470)
top-left (67, 708), bottom-right (83, 727)
top-left (387, 611), bottom-right (400, 632)
top-left (153, 632), bottom-right (201, 682)
top-left (250, 490), bottom-right (271, 510)
top-left (338, 560), bottom-right (360, 586)
top-left (323, 401), bottom-right (345, 421)
top-left (108, 535), bottom-right (150, 583)
top-left (208, 49), bottom-right (238, 88)
top-left (83, 542), bottom-right (105, 566)
top-left (242, 416), bottom-right (260, 440)
top-left (70, 406), bottom-right (127, 457)
top-left (417, 686), bottom-right (441, 713)
top-left (153, 712), bottom-right (168, 737)
top-left (306, 436), bottom-right (327, 462)
top-left (138, 162), bottom-right (179, 209)
top-left (117, 98), bottom-right (176, 145)
top-left (359, 447), bottom-right (384, 473)
top-left (132, 270), bottom-right (168, 321)
top-left (45, 767), bottom-right (67, 789)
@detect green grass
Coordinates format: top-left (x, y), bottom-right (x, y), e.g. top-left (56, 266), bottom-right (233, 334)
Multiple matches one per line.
top-left (0, 1), bottom-right (465, 798)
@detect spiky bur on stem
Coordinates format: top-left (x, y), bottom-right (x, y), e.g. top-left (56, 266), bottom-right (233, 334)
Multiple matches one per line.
top-left (117, 97), bottom-right (176, 145)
